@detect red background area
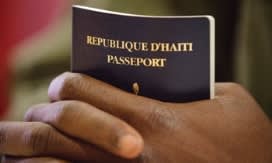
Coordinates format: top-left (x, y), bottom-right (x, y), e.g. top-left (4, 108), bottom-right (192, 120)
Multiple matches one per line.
top-left (0, 0), bottom-right (68, 118)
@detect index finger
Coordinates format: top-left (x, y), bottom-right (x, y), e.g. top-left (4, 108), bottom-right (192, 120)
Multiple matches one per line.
top-left (48, 72), bottom-right (165, 123)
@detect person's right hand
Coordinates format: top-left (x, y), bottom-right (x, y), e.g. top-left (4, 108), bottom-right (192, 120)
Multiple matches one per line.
top-left (1, 72), bottom-right (272, 163)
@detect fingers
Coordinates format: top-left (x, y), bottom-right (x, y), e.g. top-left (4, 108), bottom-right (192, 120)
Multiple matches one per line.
top-left (48, 72), bottom-right (165, 124)
top-left (0, 121), bottom-right (71, 156)
top-left (0, 122), bottom-right (124, 161)
top-left (24, 101), bottom-right (144, 159)
top-left (2, 156), bottom-right (70, 163)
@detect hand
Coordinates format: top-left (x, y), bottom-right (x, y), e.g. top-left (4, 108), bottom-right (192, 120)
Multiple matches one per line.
top-left (1, 72), bottom-right (272, 163)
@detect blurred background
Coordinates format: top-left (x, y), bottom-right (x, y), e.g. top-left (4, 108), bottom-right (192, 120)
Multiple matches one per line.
top-left (0, 0), bottom-right (271, 120)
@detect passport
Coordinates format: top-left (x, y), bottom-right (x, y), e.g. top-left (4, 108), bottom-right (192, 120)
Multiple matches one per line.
top-left (72, 5), bottom-right (215, 102)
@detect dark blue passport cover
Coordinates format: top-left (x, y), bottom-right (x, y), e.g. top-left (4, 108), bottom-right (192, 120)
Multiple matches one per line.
top-left (72, 5), bottom-right (215, 102)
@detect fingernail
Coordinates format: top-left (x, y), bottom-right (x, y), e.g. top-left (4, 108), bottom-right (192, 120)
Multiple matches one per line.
top-left (118, 134), bottom-right (143, 159)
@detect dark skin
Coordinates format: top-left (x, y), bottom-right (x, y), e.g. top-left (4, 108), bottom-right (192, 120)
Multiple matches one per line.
top-left (1, 72), bottom-right (272, 163)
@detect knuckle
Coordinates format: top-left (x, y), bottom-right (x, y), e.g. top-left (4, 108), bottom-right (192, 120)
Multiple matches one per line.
top-left (224, 82), bottom-right (250, 98)
top-left (216, 83), bottom-right (258, 109)
top-left (23, 123), bottom-right (52, 154)
top-left (145, 102), bottom-right (176, 130)
top-left (225, 82), bottom-right (244, 90)
top-left (146, 107), bottom-right (163, 125)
